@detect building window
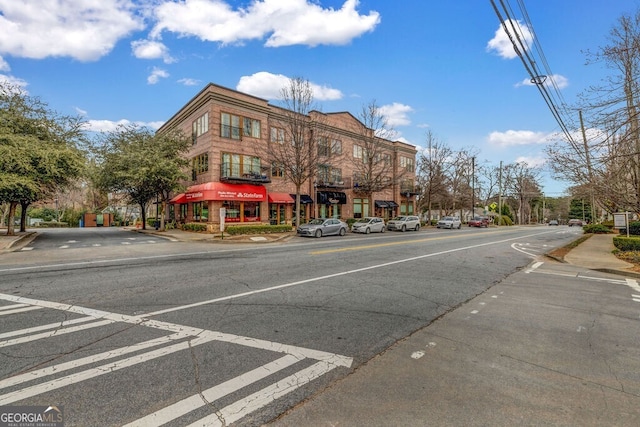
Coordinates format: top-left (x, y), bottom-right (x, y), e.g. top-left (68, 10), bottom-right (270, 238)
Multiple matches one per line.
top-left (271, 162), bottom-right (285, 178)
top-left (353, 145), bottom-right (365, 161)
top-left (221, 152), bottom-right (261, 177)
top-left (192, 112), bottom-right (209, 144)
top-left (400, 156), bottom-right (415, 172)
top-left (221, 112), bottom-right (241, 139)
top-left (318, 165), bottom-right (342, 184)
top-left (318, 138), bottom-right (330, 157)
top-left (331, 139), bottom-right (342, 155)
top-left (243, 117), bottom-right (261, 138)
top-left (223, 201), bottom-right (260, 223)
top-left (270, 127), bottom-right (285, 144)
top-left (192, 153), bottom-right (209, 176)
top-left (353, 198), bottom-right (369, 219)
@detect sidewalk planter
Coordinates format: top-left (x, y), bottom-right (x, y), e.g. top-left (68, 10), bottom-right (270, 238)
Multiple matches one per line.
top-left (613, 235), bottom-right (640, 251)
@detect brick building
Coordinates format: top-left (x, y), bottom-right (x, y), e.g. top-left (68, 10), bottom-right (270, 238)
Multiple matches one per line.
top-left (159, 83), bottom-right (418, 229)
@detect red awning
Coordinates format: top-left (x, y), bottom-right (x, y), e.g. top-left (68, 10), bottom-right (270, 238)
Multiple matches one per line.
top-left (169, 193), bottom-right (187, 204)
top-left (185, 182), bottom-right (266, 202)
top-left (268, 192), bottom-right (295, 204)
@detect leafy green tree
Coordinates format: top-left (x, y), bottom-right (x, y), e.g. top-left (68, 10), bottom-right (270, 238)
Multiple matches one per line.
top-left (95, 125), bottom-right (189, 230)
top-left (0, 84), bottom-right (86, 235)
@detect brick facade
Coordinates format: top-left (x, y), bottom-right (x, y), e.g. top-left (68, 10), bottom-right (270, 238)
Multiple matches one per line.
top-left (159, 83), bottom-right (418, 229)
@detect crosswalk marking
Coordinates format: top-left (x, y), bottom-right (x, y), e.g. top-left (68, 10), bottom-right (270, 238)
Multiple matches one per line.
top-left (0, 306), bottom-right (43, 316)
top-left (0, 293), bottom-right (353, 425)
top-left (125, 354), bottom-right (302, 426)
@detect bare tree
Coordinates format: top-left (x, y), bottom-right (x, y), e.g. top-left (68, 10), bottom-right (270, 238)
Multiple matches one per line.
top-left (416, 131), bottom-right (452, 221)
top-left (548, 9), bottom-right (640, 216)
top-left (349, 100), bottom-right (400, 210)
top-left (261, 77), bottom-right (329, 227)
top-left (503, 162), bottom-right (542, 224)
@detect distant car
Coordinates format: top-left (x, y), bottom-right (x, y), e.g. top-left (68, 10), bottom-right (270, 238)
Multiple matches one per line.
top-left (297, 218), bottom-right (348, 238)
top-left (568, 219), bottom-right (583, 227)
top-left (386, 215), bottom-right (420, 232)
top-left (437, 216), bottom-right (462, 229)
top-left (468, 216), bottom-right (489, 228)
top-left (548, 220), bottom-right (559, 226)
top-left (351, 217), bottom-right (386, 234)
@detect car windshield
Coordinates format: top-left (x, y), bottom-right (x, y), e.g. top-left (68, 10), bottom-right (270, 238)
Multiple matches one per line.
top-left (360, 218), bottom-right (373, 222)
top-left (307, 219), bottom-right (326, 225)
top-left (391, 216), bottom-right (406, 221)
top-left (443, 217), bottom-right (453, 220)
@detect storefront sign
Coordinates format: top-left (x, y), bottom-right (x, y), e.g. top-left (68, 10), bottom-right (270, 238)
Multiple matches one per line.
top-left (184, 182), bottom-right (266, 202)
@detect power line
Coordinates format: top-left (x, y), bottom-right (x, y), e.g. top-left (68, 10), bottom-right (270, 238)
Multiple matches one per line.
top-left (489, 0), bottom-right (578, 146)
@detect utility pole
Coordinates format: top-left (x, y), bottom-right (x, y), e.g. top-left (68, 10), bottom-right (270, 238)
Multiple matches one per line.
top-left (471, 156), bottom-right (475, 219)
top-left (498, 161), bottom-right (503, 226)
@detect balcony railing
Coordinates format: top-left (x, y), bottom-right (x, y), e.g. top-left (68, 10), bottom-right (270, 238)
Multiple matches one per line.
top-left (315, 177), bottom-right (351, 189)
top-left (220, 163), bottom-right (271, 184)
top-left (400, 186), bottom-right (421, 196)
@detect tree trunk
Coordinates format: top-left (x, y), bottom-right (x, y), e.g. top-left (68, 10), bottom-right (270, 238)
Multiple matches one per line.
top-left (20, 201), bottom-right (29, 232)
top-left (140, 202), bottom-right (147, 230)
top-left (6, 202), bottom-right (17, 236)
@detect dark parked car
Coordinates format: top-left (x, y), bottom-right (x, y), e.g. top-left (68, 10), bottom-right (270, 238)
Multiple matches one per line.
top-left (297, 218), bottom-right (348, 238)
top-left (468, 216), bottom-right (489, 227)
top-left (548, 220), bottom-right (559, 226)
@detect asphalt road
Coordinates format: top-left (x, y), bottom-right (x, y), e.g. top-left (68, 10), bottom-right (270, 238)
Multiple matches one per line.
top-left (0, 225), bottom-right (584, 426)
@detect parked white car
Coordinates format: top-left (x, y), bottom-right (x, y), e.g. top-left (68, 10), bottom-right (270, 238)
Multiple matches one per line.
top-left (437, 216), bottom-right (462, 229)
top-left (351, 217), bottom-right (386, 234)
top-left (386, 215), bottom-right (421, 232)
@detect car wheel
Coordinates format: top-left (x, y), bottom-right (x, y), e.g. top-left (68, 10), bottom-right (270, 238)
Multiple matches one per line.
top-left (365, 227), bottom-right (370, 234)
top-left (415, 224), bottom-right (420, 231)
top-left (381, 226), bottom-right (385, 233)
top-left (457, 224), bottom-right (461, 229)
top-left (339, 227), bottom-right (346, 236)
top-left (401, 225), bottom-right (406, 232)
top-left (314, 229), bottom-right (322, 238)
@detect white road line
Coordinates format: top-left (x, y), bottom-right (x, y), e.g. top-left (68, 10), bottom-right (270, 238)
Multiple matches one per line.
top-left (125, 354), bottom-right (301, 427)
top-left (525, 261), bottom-right (544, 273)
top-left (0, 332), bottom-right (218, 405)
top-left (0, 319), bottom-right (115, 348)
top-left (0, 316), bottom-right (97, 340)
top-left (0, 333), bottom-right (185, 390)
top-left (187, 360), bottom-right (339, 427)
top-left (0, 303), bottom-right (30, 311)
top-left (0, 306), bottom-right (43, 316)
top-left (20, 247), bottom-right (34, 251)
top-left (145, 232), bottom-right (551, 319)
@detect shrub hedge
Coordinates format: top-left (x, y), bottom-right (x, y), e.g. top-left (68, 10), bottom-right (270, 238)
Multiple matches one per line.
top-left (613, 235), bottom-right (640, 251)
top-left (582, 223), bottom-right (611, 234)
top-left (629, 221), bottom-right (640, 235)
top-left (225, 224), bottom-right (293, 235)
top-left (181, 222), bottom-right (207, 232)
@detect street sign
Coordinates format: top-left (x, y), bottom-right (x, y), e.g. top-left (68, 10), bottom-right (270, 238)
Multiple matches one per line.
top-left (220, 208), bottom-right (226, 232)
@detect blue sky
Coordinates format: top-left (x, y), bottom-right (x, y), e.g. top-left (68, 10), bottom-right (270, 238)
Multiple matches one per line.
top-left (2, 0), bottom-right (639, 197)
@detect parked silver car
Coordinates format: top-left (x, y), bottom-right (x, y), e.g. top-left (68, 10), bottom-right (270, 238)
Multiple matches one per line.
top-left (297, 218), bottom-right (348, 238)
top-left (351, 217), bottom-right (385, 234)
top-left (386, 215), bottom-right (420, 232)
top-left (437, 216), bottom-right (462, 229)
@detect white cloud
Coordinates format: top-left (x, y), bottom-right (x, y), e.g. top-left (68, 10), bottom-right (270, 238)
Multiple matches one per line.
top-left (487, 19), bottom-right (533, 60)
top-left (487, 130), bottom-right (550, 147)
top-left (75, 107), bottom-right (88, 116)
top-left (378, 102), bottom-right (413, 127)
top-left (84, 119), bottom-right (164, 133)
top-left (514, 155), bottom-right (546, 168)
top-left (150, 0), bottom-right (380, 47)
top-left (178, 78), bottom-right (201, 86)
top-left (0, 0), bottom-right (144, 61)
top-left (516, 74), bottom-right (569, 89)
top-left (0, 56), bottom-right (9, 72)
top-left (131, 39), bottom-right (175, 64)
top-left (147, 67), bottom-right (169, 85)
top-left (236, 71), bottom-right (343, 101)
top-left (0, 73), bottom-right (28, 90)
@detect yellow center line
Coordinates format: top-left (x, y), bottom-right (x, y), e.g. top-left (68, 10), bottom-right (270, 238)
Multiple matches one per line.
top-left (310, 229), bottom-right (517, 255)
top-left (310, 234), bottom-right (464, 255)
